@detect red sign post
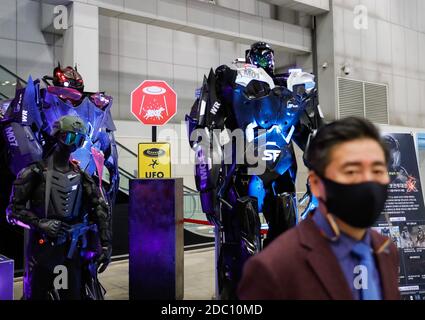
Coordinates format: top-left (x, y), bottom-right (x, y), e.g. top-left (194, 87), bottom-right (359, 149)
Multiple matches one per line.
top-left (131, 80), bottom-right (177, 126)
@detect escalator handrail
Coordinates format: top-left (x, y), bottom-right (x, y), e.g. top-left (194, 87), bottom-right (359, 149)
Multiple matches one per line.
top-left (115, 140), bottom-right (137, 157)
top-left (182, 185), bottom-right (198, 193)
top-left (0, 64), bottom-right (27, 84)
top-left (118, 166), bottom-right (135, 180)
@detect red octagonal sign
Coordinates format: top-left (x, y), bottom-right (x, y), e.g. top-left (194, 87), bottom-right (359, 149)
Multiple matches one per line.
top-left (131, 80), bottom-right (177, 126)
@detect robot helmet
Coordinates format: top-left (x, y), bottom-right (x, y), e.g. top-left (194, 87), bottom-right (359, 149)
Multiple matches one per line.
top-left (52, 115), bottom-right (87, 149)
top-left (53, 63), bottom-right (84, 92)
top-left (245, 42), bottom-right (275, 76)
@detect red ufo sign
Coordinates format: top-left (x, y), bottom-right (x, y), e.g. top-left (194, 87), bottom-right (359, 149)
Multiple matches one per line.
top-left (131, 80), bottom-right (177, 126)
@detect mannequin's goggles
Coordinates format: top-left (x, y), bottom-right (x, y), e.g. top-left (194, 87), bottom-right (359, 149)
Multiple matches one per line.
top-left (59, 131), bottom-right (86, 147)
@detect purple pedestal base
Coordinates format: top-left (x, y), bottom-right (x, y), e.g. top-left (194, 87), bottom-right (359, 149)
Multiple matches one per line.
top-left (0, 255), bottom-right (14, 300)
top-left (129, 178), bottom-right (183, 300)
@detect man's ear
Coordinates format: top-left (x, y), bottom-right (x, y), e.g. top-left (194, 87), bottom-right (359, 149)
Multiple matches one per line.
top-left (309, 171), bottom-right (325, 200)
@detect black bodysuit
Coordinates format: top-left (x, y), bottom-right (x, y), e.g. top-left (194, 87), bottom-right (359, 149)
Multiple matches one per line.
top-left (7, 159), bottom-right (111, 299)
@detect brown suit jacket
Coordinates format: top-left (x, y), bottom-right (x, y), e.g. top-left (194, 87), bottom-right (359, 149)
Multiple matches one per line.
top-left (237, 217), bottom-right (400, 300)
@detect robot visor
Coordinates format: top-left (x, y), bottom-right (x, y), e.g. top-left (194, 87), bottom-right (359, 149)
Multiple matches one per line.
top-left (252, 51), bottom-right (274, 69)
top-left (59, 131), bottom-right (86, 147)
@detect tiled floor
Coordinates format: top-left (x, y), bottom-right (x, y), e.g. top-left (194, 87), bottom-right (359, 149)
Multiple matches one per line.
top-left (13, 248), bottom-right (216, 300)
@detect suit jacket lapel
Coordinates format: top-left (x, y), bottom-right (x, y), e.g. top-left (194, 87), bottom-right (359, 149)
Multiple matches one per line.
top-left (300, 218), bottom-right (353, 300)
top-left (371, 232), bottom-right (399, 300)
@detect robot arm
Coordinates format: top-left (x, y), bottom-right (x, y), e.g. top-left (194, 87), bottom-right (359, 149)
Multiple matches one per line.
top-left (81, 170), bottom-right (112, 248)
top-left (106, 132), bottom-right (119, 202)
top-left (97, 130), bottom-right (119, 204)
top-left (82, 169), bottom-right (112, 273)
top-left (290, 73), bottom-right (325, 220)
top-left (286, 71), bottom-right (324, 152)
top-left (104, 154), bottom-right (119, 201)
top-left (6, 164), bottom-right (41, 229)
top-left (186, 68), bottom-right (229, 225)
top-left (292, 87), bottom-right (325, 161)
top-left (190, 131), bottom-right (222, 224)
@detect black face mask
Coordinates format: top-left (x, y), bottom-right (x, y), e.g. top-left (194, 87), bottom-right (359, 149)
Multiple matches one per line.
top-left (319, 175), bottom-right (389, 228)
top-left (58, 141), bottom-right (78, 154)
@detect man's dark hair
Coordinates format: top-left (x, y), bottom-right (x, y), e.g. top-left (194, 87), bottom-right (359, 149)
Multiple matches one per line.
top-left (305, 117), bottom-right (389, 176)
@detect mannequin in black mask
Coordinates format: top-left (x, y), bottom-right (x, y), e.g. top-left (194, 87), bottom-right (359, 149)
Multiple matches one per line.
top-left (238, 117), bottom-right (400, 300)
top-left (7, 115), bottom-right (112, 300)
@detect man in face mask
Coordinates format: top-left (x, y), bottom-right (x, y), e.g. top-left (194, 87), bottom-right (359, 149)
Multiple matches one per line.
top-left (238, 117), bottom-right (400, 300)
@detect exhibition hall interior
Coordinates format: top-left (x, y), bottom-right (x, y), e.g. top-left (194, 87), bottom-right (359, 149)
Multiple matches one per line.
top-left (1, 0), bottom-right (425, 302)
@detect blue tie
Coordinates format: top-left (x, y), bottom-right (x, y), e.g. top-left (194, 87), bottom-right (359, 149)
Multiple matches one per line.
top-left (351, 242), bottom-right (382, 300)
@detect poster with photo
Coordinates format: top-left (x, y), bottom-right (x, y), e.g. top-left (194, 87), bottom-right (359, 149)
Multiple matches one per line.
top-left (373, 133), bottom-right (425, 300)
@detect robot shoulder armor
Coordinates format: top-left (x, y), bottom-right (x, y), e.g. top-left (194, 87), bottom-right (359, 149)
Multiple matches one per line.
top-left (16, 162), bottom-right (43, 180)
top-left (215, 64), bottom-right (230, 74)
top-left (215, 65), bottom-right (237, 84)
top-left (80, 169), bottom-right (94, 183)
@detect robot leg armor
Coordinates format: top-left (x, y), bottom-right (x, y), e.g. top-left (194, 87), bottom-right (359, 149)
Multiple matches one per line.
top-left (81, 261), bottom-right (106, 300)
top-left (236, 196), bottom-right (261, 256)
top-left (218, 196), bottom-right (261, 300)
top-left (263, 192), bottom-right (297, 247)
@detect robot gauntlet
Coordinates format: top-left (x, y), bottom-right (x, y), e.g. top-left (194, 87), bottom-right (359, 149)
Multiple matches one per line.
top-left (6, 164), bottom-right (41, 228)
top-left (188, 117), bottom-right (223, 225)
top-left (92, 197), bottom-right (112, 273)
top-left (81, 171), bottom-right (112, 247)
top-left (93, 197), bottom-right (112, 247)
top-left (186, 68), bottom-right (228, 224)
top-left (81, 171), bottom-right (112, 273)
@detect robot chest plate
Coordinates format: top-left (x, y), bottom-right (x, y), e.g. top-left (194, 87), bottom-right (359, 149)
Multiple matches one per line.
top-left (43, 170), bottom-right (83, 219)
top-left (245, 125), bottom-right (295, 174)
top-left (235, 65), bottom-right (275, 89)
top-left (232, 85), bottom-right (302, 131)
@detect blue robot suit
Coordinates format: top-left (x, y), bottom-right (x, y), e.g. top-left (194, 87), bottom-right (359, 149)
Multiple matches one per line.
top-left (186, 42), bottom-right (325, 299)
top-left (0, 64), bottom-right (119, 206)
top-left (0, 65), bottom-right (118, 299)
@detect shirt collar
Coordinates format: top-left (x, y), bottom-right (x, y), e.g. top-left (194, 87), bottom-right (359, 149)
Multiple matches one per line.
top-left (312, 209), bottom-right (373, 259)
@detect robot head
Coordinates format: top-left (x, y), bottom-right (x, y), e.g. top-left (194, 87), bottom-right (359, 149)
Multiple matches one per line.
top-left (53, 63), bottom-right (84, 92)
top-left (245, 42), bottom-right (275, 76)
top-left (382, 135), bottom-right (401, 169)
top-left (52, 115), bottom-right (87, 153)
